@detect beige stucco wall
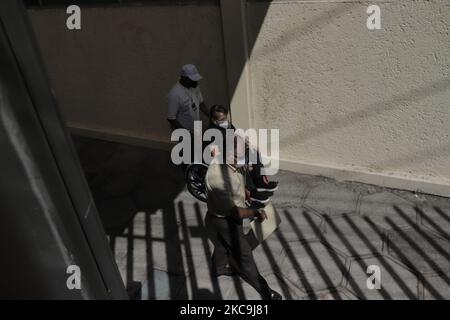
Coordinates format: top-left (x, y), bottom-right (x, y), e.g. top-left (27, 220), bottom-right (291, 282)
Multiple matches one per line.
top-left (247, 0), bottom-right (450, 193)
top-left (28, 4), bottom-right (229, 143)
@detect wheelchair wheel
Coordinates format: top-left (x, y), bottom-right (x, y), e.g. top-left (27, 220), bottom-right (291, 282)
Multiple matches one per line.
top-left (185, 163), bottom-right (209, 203)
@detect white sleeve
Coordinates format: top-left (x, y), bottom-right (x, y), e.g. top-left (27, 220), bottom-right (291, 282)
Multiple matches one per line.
top-left (167, 91), bottom-right (179, 120)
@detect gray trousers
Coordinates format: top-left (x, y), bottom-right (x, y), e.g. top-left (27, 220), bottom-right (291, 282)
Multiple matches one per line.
top-left (205, 214), bottom-right (272, 299)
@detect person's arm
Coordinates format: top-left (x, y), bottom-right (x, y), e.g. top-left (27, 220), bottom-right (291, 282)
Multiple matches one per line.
top-left (231, 206), bottom-right (267, 221)
top-left (209, 186), bottom-right (266, 220)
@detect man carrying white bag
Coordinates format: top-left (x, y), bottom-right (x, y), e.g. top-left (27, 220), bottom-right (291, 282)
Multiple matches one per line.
top-left (204, 135), bottom-right (282, 300)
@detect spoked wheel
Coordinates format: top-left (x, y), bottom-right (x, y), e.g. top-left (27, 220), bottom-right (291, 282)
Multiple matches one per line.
top-left (185, 163), bottom-right (209, 203)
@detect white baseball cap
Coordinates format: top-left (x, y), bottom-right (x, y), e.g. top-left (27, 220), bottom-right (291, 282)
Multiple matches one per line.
top-left (181, 64), bottom-right (203, 81)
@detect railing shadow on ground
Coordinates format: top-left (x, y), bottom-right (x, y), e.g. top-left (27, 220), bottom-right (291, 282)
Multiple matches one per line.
top-left (76, 136), bottom-right (449, 300)
top-left (108, 199), bottom-right (449, 300)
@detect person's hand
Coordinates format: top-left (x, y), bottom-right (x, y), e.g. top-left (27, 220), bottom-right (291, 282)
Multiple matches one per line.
top-left (255, 209), bottom-right (267, 222)
top-left (262, 175), bottom-right (269, 185)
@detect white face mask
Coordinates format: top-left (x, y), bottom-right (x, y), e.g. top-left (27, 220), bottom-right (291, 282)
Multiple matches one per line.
top-left (218, 121), bottom-right (229, 129)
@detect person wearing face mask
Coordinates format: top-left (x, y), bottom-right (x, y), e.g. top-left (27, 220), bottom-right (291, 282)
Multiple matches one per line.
top-left (167, 64), bottom-right (209, 133)
top-left (205, 105), bottom-right (278, 204)
top-left (204, 135), bottom-right (282, 300)
top-left (205, 104), bottom-right (235, 134)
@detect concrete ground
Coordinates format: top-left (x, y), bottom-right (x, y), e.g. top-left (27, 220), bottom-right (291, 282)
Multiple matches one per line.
top-left (74, 136), bottom-right (450, 300)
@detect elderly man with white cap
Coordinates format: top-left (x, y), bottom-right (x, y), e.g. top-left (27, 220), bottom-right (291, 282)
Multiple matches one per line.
top-left (167, 64), bottom-right (209, 133)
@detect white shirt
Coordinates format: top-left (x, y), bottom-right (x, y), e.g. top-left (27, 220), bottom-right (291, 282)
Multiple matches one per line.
top-left (167, 82), bottom-right (204, 132)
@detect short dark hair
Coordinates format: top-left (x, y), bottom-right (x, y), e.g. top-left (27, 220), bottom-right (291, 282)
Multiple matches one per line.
top-left (209, 104), bottom-right (229, 120)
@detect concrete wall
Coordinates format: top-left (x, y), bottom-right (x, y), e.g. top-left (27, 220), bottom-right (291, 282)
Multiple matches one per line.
top-left (28, 3), bottom-right (229, 143)
top-left (28, 1), bottom-right (450, 196)
top-left (246, 0), bottom-right (450, 195)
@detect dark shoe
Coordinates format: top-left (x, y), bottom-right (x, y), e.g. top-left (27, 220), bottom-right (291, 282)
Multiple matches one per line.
top-left (212, 266), bottom-right (237, 277)
top-left (256, 180), bottom-right (279, 192)
top-left (249, 190), bottom-right (272, 203)
top-left (269, 289), bottom-right (282, 300)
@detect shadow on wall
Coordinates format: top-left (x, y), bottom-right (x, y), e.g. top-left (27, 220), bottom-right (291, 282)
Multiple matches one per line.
top-left (72, 134), bottom-right (186, 235)
top-left (25, 0), bottom-right (274, 142)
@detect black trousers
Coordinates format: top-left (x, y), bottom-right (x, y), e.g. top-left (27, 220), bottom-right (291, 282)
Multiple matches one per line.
top-left (205, 214), bottom-right (272, 299)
